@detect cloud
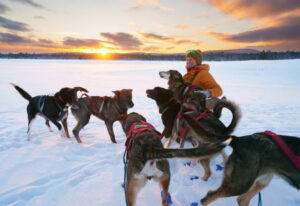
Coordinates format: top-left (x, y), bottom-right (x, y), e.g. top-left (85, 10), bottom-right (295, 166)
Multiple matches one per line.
top-left (138, 32), bottom-right (172, 41)
top-left (142, 46), bottom-right (160, 51)
top-left (0, 16), bottom-right (31, 31)
top-left (34, 16), bottom-right (46, 20)
top-left (100, 32), bottom-right (143, 50)
top-left (129, 0), bottom-right (173, 13)
top-left (0, 32), bottom-right (33, 44)
top-left (200, 0), bottom-right (300, 19)
top-left (176, 25), bottom-right (188, 30)
top-left (208, 16), bottom-right (300, 43)
top-left (63, 37), bottom-right (104, 48)
top-left (0, 2), bottom-right (11, 14)
top-left (175, 39), bottom-right (200, 46)
top-left (10, 0), bottom-right (48, 10)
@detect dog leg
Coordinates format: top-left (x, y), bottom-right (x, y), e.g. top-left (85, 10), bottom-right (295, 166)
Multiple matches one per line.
top-left (237, 173), bottom-right (273, 206)
top-left (202, 157), bottom-right (260, 206)
top-left (159, 174), bottom-right (170, 206)
top-left (61, 111), bottom-right (70, 138)
top-left (45, 120), bottom-right (53, 132)
top-left (200, 158), bottom-right (211, 181)
top-left (105, 121), bottom-right (117, 143)
top-left (72, 121), bottom-right (83, 143)
top-left (179, 138), bottom-right (185, 149)
top-left (221, 150), bottom-right (228, 165)
top-left (165, 137), bottom-right (173, 148)
top-left (126, 177), bottom-right (147, 206)
top-left (27, 116), bottom-right (36, 141)
top-left (72, 112), bottom-right (91, 143)
top-left (48, 118), bottom-right (63, 137)
top-left (165, 127), bottom-right (177, 148)
top-left (191, 144), bottom-right (199, 166)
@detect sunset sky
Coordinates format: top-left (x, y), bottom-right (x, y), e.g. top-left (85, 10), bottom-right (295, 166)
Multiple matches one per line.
top-left (0, 0), bottom-right (299, 54)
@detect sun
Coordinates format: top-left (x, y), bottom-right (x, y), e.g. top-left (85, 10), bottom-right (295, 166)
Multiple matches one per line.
top-left (77, 48), bottom-right (109, 55)
top-left (98, 48), bottom-right (107, 55)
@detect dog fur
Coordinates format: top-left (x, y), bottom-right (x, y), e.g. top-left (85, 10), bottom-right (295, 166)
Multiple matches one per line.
top-left (159, 70), bottom-right (224, 110)
top-left (146, 86), bottom-right (241, 180)
top-left (119, 112), bottom-right (170, 206)
top-left (181, 114), bottom-right (300, 206)
top-left (70, 89), bottom-right (134, 143)
top-left (11, 83), bottom-right (88, 141)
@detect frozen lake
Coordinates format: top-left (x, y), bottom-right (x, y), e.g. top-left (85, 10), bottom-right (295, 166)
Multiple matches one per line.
top-left (0, 59), bottom-right (299, 206)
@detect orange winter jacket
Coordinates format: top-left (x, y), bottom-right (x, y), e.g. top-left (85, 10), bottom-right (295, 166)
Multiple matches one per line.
top-left (184, 64), bottom-right (222, 98)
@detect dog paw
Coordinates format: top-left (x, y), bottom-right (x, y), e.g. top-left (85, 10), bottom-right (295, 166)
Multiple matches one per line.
top-left (60, 130), bottom-right (65, 137)
top-left (201, 175), bottom-right (209, 181)
top-left (76, 137), bottom-right (82, 143)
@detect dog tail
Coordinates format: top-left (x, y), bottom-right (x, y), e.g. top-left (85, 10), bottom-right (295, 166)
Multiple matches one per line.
top-left (213, 99), bottom-right (242, 135)
top-left (10, 83), bottom-right (32, 101)
top-left (147, 139), bottom-right (231, 160)
top-left (182, 113), bottom-right (232, 142)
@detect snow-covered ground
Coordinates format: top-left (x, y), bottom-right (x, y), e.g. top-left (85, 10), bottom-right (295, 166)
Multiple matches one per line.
top-left (0, 59), bottom-right (299, 206)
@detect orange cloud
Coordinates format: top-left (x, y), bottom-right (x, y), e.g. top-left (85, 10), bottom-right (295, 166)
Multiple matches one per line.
top-left (208, 16), bottom-right (300, 43)
top-left (201, 0), bottom-right (300, 19)
top-left (176, 25), bottom-right (188, 30)
top-left (138, 32), bottom-right (172, 41)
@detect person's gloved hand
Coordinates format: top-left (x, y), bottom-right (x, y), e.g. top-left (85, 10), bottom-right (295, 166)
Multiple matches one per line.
top-left (196, 90), bottom-right (210, 98)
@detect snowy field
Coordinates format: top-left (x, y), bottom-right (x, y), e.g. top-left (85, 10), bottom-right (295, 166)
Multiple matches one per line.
top-left (0, 59), bottom-right (299, 206)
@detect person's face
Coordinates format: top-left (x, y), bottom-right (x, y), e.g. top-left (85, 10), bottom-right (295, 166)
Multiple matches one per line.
top-left (186, 57), bottom-right (197, 70)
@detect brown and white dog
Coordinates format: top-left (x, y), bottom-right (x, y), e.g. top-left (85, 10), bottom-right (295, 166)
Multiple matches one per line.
top-left (119, 112), bottom-right (170, 206)
top-left (147, 114), bottom-right (300, 206)
top-left (70, 89), bottom-right (134, 143)
top-left (11, 83), bottom-right (88, 141)
top-left (146, 86), bottom-right (241, 180)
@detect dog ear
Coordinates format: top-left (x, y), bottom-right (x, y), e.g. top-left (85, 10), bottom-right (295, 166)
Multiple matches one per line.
top-left (112, 90), bottom-right (121, 96)
top-left (73, 87), bottom-right (88, 93)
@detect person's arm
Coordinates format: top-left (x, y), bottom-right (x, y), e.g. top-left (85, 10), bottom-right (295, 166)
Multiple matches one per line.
top-left (194, 71), bottom-right (223, 98)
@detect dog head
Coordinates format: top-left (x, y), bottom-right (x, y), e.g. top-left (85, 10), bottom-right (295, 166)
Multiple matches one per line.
top-left (159, 70), bottom-right (184, 86)
top-left (121, 112), bottom-right (147, 133)
top-left (56, 87), bottom-right (88, 109)
top-left (113, 89), bottom-right (134, 109)
top-left (146, 87), bottom-right (173, 106)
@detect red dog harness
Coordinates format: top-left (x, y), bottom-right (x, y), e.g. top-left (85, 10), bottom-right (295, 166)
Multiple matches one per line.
top-left (125, 121), bottom-right (162, 158)
top-left (177, 109), bottom-right (213, 139)
top-left (264, 130), bottom-right (300, 171)
top-left (83, 93), bottom-right (107, 116)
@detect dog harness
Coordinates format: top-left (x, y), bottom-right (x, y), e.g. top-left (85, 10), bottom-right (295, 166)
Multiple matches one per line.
top-left (38, 95), bottom-right (47, 113)
top-left (177, 109), bottom-right (214, 139)
top-left (83, 93), bottom-right (107, 118)
top-left (125, 121), bottom-right (162, 159)
top-left (264, 130), bottom-right (300, 171)
top-left (38, 95), bottom-right (67, 122)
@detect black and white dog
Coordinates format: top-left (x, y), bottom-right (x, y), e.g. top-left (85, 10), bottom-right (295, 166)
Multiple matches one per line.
top-left (11, 83), bottom-right (88, 141)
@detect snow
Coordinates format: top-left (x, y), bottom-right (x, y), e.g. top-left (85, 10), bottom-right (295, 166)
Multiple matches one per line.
top-left (0, 59), bottom-right (299, 206)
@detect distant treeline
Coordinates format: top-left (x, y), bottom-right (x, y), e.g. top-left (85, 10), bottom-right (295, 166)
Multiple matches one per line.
top-left (0, 51), bottom-right (300, 61)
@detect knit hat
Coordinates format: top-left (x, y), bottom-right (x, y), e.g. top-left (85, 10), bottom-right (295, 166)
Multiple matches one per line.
top-left (185, 50), bottom-right (203, 65)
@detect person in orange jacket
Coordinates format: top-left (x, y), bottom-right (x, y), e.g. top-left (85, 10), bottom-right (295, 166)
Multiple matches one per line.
top-left (184, 50), bottom-right (222, 98)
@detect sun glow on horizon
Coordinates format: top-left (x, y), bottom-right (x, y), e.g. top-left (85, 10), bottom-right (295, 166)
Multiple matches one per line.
top-left (79, 48), bottom-right (110, 55)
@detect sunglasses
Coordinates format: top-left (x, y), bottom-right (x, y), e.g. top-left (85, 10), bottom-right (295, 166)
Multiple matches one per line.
top-left (186, 50), bottom-right (202, 61)
top-left (185, 50), bottom-right (197, 55)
